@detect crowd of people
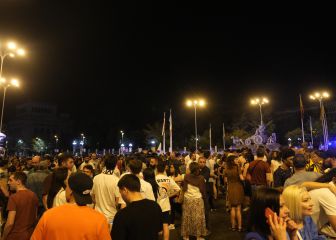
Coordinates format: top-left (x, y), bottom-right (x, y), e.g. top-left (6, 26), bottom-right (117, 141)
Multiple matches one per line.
top-left (0, 144), bottom-right (335, 239)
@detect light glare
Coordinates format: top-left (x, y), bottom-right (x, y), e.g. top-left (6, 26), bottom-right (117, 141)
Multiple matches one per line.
top-left (7, 42), bottom-right (17, 50)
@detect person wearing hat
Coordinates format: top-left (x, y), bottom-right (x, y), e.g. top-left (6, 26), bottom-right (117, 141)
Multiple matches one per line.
top-left (31, 173), bottom-right (110, 240)
top-left (284, 154), bottom-right (322, 188)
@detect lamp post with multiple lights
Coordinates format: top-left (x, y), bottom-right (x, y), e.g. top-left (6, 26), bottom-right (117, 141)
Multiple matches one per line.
top-left (186, 99), bottom-right (206, 151)
top-left (309, 91), bottom-right (330, 150)
top-left (250, 97), bottom-right (269, 125)
top-left (0, 41), bottom-right (25, 133)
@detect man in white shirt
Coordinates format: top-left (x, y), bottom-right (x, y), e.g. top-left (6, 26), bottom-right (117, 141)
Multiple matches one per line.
top-left (91, 155), bottom-right (119, 229)
top-left (155, 161), bottom-right (180, 240)
top-left (309, 170), bottom-right (336, 238)
top-left (118, 159), bottom-right (155, 207)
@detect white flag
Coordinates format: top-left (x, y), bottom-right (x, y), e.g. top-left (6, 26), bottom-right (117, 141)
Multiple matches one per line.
top-left (162, 112), bottom-right (166, 154)
top-left (169, 109), bottom-right (173, 153)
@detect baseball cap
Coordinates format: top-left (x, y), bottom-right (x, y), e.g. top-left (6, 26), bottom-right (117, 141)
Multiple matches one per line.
top-left (293, 154), bottom-right (307, 168)
top-left (68, 172), bottom-right (93, 206)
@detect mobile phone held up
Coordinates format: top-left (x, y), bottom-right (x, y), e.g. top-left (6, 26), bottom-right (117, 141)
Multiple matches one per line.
top-left (265, 207), bottom-right (280, 225)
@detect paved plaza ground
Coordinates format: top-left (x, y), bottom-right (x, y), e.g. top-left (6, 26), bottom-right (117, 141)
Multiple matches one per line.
top-left (168, 194), bottom-right (246, 240)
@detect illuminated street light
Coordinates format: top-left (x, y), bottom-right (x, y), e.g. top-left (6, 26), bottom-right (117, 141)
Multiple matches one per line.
top-left (309, 90), bottom-right (330, 150)
top-left (250, 97), bottom-right (269, 125)
top-left (0, 40), bottom-right (26, 133)
top-left (186, 98), bottom-right (206, 151)
top-left (0, 78), bottom-right (20, 132)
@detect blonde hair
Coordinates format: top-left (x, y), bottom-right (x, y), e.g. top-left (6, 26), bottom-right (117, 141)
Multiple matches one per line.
top-left (282, 185), bottom-right (307, 222)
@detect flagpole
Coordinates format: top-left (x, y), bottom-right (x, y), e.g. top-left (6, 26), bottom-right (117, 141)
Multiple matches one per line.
top-left (299, 94), bottom-right (305, 142)
top-left (309, 116), bottom-right (314, 147)
top-left (223, 123), bottom-right (226, 151)
top-left (209, 123), bottom-right (212, 152)
top-left (163, 112), bottom-right (166, 154)
top-left (169, 109), bottom-right (173, 153)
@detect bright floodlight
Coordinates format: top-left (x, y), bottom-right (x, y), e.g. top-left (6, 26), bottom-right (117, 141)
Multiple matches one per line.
top-left (309, 95), bottom-right (315, 100)
top-left (10, 79), bottom-right (19, 87)
top-left (7, 42), bottom-right (17, 50)
top-left (186, 100), bottom-right (192, 107)
top-left (17, 48), bottom-right (25, 56)
top-left (315, 92), bottom-right (320, 98)
top-left (323, 92), bottom-right (329, 98)
top-left (199, 99), bottom-right (205, 107)
top-left (263, 98), bottom-right (269, 103)
top-left (0, 78), bottom-right (6, 84)
top-left (250, 99), bottom-right (255, 105)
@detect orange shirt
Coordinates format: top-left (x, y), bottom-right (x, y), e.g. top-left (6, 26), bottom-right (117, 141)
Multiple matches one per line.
top-left (31, 204), bottom-right (111, 240)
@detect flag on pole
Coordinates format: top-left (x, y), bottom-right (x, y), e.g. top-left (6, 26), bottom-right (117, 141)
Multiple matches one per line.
top-left (169, 109), bottom-right (173, 153)
top-left (209, 123), bottom-right (212, 152)
top-left (223, 123), bottom-right (226, 150)
top-left (299, 94), bottom-right (304, 118)
top-left (299, 94), bottom-right (305, 142)
top-left (309, 116), bottom-right (314, 147)
top-left (162, 112), bottom-right (166, 154)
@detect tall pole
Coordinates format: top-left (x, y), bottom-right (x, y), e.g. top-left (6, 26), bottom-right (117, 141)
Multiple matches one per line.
top-left (319, 100), bottom-right (328, 150)
top-left (0, 87), bottom-right (7, 133)
top-left (259, 103), bottom-right (263, 125)
top-left (310, 116), bottom-right (314, 147)
top-left (194, 104), bottom-right (198, 151)
top-left (223, 123), bottom-right (226, 150)
top-left (163, 112), bottom-right (166, 154)
top-left (209, 123), bottom-right (212, 152)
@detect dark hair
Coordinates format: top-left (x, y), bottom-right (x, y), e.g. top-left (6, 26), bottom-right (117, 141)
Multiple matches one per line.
top-left (226, 155), bottom-right (236, 169)
top-left (143, 168), bottom-right (159, 200)
top-left (256, 147), bottom-right (265, 158)
top-left (128, 159), bottom-right (142, 174)
top-left (281, 148), bottom-right (295, 160)
top-left (83, 164), bottom-right (94, 173)
top-left (189, 162), bottom-right (200, 176)
top-left (13, 171), bottom-right (27, 185)
top-left (156, 161), bottom-right (166, 173)
top-left (47, 167), bottom-right (68, 209)
top-left (250, 187), bottom-right (281, 238)
top-left (118, 174), bottom-right (140, 192)
top-left (8, 165), bottom-right (16, 174)
top-left (57, 153), bottom-right (73, 167)
top-left (316, 168), bottom-right (336, 183)
top-left (104, 154), bottom-right (117, 170)
top-left (203, 151), bottom-right (211, 159)
top-left (167, 164), bottom-right (180, 177)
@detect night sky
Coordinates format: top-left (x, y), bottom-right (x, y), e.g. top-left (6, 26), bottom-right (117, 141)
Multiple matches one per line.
top-left (1, 1), bottom-right (336, 147)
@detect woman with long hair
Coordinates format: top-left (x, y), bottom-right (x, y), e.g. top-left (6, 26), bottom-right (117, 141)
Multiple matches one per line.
top-left (283, 185), bottom-right (326, 239)
top-left (245, 187), bottom-right (293, 240)
top-left (224, 155), bottom-right (245, 231)
top-left (46, 167), bottom-right (69, 209)
top-left (143, 167), bottom-right (159, 201)
top-left (181, 162), bottom-right (206, 240)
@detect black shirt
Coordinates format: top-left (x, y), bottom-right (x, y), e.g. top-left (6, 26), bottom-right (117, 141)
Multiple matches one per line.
top-left (111, 199), bottom-right (163, 240)
top-left (273, 167), bottom-right (292, 187)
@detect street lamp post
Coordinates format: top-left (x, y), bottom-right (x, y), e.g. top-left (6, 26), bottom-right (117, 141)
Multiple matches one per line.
top-left (250, 97), bottom-right (269, 125)
top-left (186, 99), bottom-right (206, 151)
top-left (0, 78), bottom-right (20, 132)
top-left (0, 41), bottom-right (26, 80)
top-left (0, 41), bottom-right (25, 133)
top-left (120, 130), bottom-right (124, 154)
top-left (309, 91), bottom-right (330, 150)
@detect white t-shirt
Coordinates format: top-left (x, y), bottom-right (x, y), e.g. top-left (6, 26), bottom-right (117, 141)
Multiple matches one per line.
top-left (118, 172), bottom-right (155, 205)
top-left (207, 158), bottom-right (216, 183)
top-left (155, 174), bottom-right (180, 212)
top-left (309, 186), bottom-right (336, 235)
top-left (53, 188), bottom-right (67, 208)
top-left (92, 172), bottom-right (119, 222)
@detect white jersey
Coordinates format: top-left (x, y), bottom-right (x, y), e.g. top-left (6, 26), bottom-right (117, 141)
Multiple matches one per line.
top-left (155, 174), bottom-right (180, 212)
